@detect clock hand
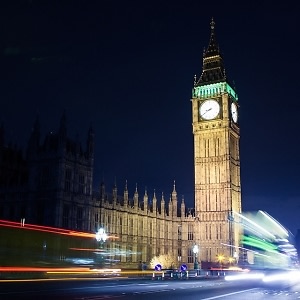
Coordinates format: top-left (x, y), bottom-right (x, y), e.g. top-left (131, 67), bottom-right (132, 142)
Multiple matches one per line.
top-left (203, 108), bottom-right (212, 116)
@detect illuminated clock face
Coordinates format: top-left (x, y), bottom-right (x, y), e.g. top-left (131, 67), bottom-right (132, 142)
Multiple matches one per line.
top-left (199, 100), bottom-right (220, 120)
top-left (231, 102), bottom-right (238, 123)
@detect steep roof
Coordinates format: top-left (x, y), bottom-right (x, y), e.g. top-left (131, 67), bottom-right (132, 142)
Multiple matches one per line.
top-left (196, 18), bottom-right (227, 86)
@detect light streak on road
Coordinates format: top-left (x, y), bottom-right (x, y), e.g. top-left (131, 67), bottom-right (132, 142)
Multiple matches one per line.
top-left (0, 219), bottom-right (118, 239)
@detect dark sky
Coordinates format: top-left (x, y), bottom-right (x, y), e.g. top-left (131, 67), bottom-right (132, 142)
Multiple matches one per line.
top-left (1, 1), bottom-right (299, 235)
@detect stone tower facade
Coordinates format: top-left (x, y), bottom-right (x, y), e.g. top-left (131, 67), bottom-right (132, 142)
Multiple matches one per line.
top-left (191, 19), bottom-right (242, 263)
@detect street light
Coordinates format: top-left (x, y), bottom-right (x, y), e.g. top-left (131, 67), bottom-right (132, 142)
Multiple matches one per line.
top-left (95, 227), bottom-right (107, 268)
top-left (192, 244), bottom-right (199, 270)
top-left (95, 228), bottom-right (108, 250)
top-left (95, 227), bottom-right (107, 243)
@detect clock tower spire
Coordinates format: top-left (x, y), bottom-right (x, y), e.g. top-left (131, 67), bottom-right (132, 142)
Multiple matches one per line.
top-left (196, 18), bottom-right (226, 86)
top-left (192, 19), bottom-right (241, 265)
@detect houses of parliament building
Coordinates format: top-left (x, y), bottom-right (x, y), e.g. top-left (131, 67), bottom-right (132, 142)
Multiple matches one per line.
top-left (0, 20), bottom-right (241, 269)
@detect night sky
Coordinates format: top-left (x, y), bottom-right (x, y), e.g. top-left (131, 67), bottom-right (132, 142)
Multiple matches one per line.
top-left (1, 1), bottom-right (299, 235)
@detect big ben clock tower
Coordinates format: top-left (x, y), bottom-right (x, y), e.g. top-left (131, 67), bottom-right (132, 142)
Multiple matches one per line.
top-left (192, 19), bottom-right (241, 264)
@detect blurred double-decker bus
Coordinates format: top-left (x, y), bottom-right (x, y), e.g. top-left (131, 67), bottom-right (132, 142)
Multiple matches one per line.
top-left (0, 219), bottom-right (102, 270)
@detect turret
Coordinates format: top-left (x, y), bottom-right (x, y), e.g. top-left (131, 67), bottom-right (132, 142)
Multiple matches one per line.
top-left (143, 189), bottom-right (148, 212)
top-left (112, 179), bottom-right (117, 207)
top-left (152, 190), bottom-right (157, 215)
top-left (172, 180), bottom-right (178, 217)
top-left (181, 196), bottom-right (185, 218)
top-left (161, 192), bottom-right (165, 217)
top-left (124, 180), bottom-right (129, 207)
top-left (168, 194), bottom-right (172, 217)
top-left (133, 184), bottom-right (138, 210)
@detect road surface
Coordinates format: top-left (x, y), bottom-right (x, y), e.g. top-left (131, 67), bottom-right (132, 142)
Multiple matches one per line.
top-left (1, 276), bottom-right (300, 300)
